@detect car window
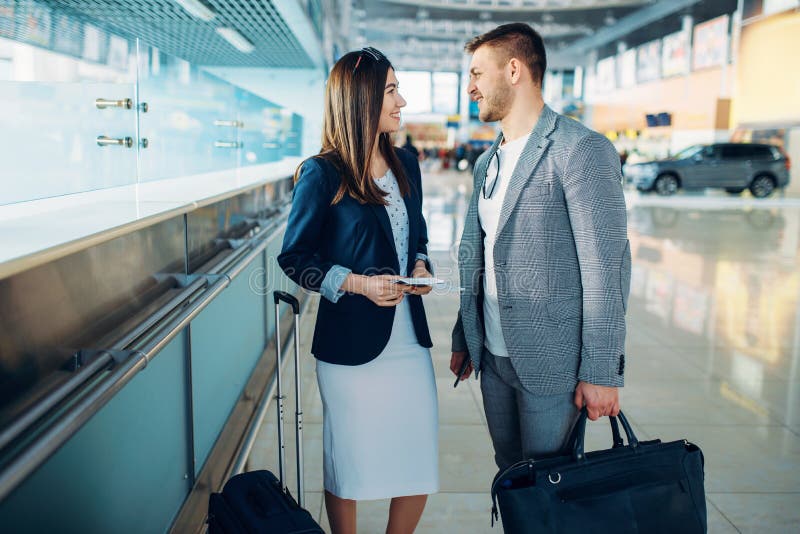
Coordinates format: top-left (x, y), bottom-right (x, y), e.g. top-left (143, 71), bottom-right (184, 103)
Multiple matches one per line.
top-left (721, 145), bottom-right (749, 159)
top-left (702, 145), bottom-right (719, 159)
top-left (720, 144), bottom-right (775, 160)
top-left (750, 146), bottom-right (774, 159)
top-left (673, 145), bottom-right (703, 159)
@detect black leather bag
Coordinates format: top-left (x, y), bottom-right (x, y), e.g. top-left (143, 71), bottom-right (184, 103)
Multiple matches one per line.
top-left (490, 409), bottom-right (706, 533)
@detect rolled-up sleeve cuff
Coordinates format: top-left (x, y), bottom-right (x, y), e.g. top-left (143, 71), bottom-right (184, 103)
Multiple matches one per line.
top-left (320, 265), bottom-right (351, 303)
top-left (415, 253), bottom-right (433, 275)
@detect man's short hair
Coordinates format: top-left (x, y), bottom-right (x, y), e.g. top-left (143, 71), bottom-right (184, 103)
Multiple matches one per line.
top-left (465, 23), bottom-right (546, 87)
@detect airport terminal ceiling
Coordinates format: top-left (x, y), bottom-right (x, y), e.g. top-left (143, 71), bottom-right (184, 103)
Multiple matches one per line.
top-left (37, 0), bottom-right (316, 67)
top-left (351, 0), bottom-right (740, 72)
top-left (16, 1), bottom-right (744, 72)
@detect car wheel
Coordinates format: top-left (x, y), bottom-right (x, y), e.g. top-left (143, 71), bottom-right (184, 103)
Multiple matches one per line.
top-left (654, 174), bottom-right (678, 196)
top-left (725, 188), bottom-right (745, 195)
top-left (746, 209), bottom-right (776, 229)
top-left (749, 175), bottom-right (776, 198)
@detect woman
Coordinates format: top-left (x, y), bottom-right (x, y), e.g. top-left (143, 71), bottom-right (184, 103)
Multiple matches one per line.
top-left (277, 47), bottom-right (438, 534)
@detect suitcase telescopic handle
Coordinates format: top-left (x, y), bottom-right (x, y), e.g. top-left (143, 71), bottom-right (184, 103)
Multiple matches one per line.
top-left (274, 291), bottom-right (300, 314)
top-left (272, 290), bottom-right (304, 507)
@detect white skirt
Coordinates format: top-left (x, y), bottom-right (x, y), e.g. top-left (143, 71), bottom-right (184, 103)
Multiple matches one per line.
top-left (316, 299), bottom-right (439, 500)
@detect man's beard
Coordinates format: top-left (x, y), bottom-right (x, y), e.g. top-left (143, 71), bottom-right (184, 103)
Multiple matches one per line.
top-left (479, 82), bottom-right (512, 122)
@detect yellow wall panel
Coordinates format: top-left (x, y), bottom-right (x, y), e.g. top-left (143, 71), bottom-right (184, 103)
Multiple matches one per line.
top-left (589, 68), bottom-right (727, 132)
top-left (732, 12), bottom-right (800, 126)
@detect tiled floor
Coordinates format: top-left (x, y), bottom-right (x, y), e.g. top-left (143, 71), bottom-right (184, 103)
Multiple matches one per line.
top-left (248, 170), bottom-right (800, 532)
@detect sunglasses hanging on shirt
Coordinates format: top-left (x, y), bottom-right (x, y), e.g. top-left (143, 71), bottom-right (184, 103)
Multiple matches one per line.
top-left (482, 151), bottom-right (501, 200)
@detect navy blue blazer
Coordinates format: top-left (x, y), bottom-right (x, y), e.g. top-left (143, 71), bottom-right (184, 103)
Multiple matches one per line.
top-left (277, 148), bottom-right (433, 366)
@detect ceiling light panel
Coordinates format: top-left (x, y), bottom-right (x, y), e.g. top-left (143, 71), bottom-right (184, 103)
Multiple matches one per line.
top-left (173, 0), bottom-right (216, 22)
top-left (216, 26), bottom-right (255, 53)
top-left (41, 0), bottom-right (315, 67)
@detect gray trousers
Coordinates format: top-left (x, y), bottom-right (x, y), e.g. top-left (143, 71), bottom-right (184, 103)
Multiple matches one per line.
top-left (480, 349), bottom-right (579, 471)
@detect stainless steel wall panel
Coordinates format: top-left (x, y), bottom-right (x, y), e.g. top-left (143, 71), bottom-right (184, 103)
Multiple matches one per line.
top-left (0, 185), bottom-right (294, 532)
top-left (0, 217), bottom-right (185, 423)
top-left (0, 334), bottom-right (191, 533)
top-left (189, 253), bottom-right (267, 475)
top-left (186, 179), bottom-right (291, 271)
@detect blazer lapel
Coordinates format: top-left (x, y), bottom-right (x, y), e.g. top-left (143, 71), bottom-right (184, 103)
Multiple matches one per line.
top-left (495, 105), bottom-right (558, 240)
top-left (368, 202), bottom-right (395, 252)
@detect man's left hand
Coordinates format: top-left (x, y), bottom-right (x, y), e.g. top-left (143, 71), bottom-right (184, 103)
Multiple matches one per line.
top-left (574, 381), bottom-right (619, 421)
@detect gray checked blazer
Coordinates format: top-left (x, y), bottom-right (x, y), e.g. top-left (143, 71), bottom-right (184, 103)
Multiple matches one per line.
top-left (451, 104), bottom-right (631, 395)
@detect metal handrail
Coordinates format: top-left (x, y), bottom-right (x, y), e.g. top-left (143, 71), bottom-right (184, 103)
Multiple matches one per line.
top-left (227, 221), bottom-right (287, 281)
top-left (118, 277), bottom-right (209, 347)
top-left (0, 216), bottom-right (283, 454)
top-left (0, 213), bottom-right (288, 502)
top-left (206, 218), bottom-right (286, 278)
top-left (0, 277), bottom-right (208, 454)
top-left (0, 354), bottom-right (113, 453)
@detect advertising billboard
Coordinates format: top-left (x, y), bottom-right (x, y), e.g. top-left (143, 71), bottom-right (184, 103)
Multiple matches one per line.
top-left (662, 30), bottom-right (690, 77)
top-left (53, 14), bottom-right (82, 57)
top-left (18, 3), bottom-right (51, 47)
top-left (595, 55), bottom-right (616, 93)
top-left (0, 5), bottom-right (14, 38)
top-left (693, 15), bottom-right (729, 70)
top-left (637, 40), bottom-right (661, 83)
top-left (619, 48), bottom-right (637, 88)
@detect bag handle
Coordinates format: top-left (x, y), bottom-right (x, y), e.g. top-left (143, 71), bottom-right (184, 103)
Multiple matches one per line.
top-left (489, 409), bottom-right (639, 526)
top-left (610, 415), bottom-right (624, 448)
top-left (569, 408), bottom-right (639, 461)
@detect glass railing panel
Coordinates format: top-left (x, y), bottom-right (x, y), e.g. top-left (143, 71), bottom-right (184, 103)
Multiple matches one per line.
top-left (0, 3), bottom-right (138, 205)
top-left (285, 112), bottom-right (304, 157)
top-left (235, 86), bottom-right (284, 166)
top-left (136, 43), bottom-right (239, 182)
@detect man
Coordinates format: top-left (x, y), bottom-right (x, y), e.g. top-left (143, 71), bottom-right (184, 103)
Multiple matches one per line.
top-left (450, 23), bottom-right (631, 472)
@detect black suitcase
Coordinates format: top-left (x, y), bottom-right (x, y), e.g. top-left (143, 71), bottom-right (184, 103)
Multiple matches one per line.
top-left (208, 291), bottom-right (324, 534)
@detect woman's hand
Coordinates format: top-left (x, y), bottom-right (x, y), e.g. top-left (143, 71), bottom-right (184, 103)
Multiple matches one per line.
top-left (403, 260), bottom-right (433, 296)
top-left (344, 274), bottom-right (406, 307)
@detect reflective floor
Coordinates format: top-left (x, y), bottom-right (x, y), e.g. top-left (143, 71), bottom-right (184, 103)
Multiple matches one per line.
top-left (249, 169), bottom-right (800, 533)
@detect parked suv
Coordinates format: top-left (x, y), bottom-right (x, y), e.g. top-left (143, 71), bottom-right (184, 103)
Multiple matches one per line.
top-left (624, 143), bottom-right (791, 197)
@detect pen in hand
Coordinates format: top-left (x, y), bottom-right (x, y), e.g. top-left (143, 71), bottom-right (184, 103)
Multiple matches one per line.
top-left (453, 355), bottom-right (472, 388)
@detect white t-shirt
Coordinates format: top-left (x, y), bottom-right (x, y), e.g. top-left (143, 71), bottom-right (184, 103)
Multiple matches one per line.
top-left (478, 133), bottom-right (531, 357)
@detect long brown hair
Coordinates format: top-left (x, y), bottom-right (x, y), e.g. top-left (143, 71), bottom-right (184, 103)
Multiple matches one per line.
top-left (294, 48), bottom-right (410, 205)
